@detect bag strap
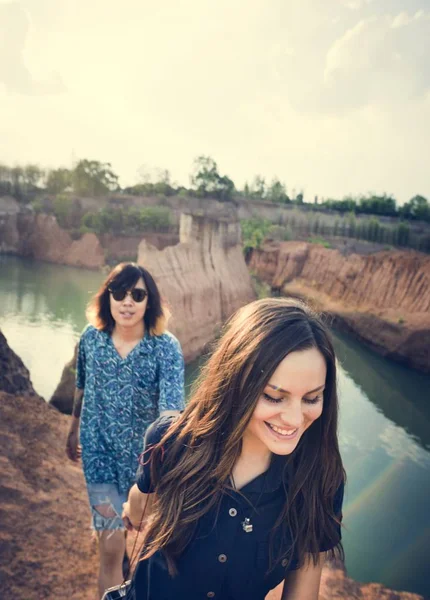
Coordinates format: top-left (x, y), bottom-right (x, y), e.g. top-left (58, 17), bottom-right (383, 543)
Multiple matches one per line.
top-left (123, 442), bottom-right (163, 583)
top-left (122, 493), bottom-right (150, 583)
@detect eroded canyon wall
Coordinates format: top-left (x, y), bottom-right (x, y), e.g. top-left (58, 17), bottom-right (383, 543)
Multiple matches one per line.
top-left (138, 213), bottom-right (256, 362)
top-left (249, 241), bottom-right (430, 372)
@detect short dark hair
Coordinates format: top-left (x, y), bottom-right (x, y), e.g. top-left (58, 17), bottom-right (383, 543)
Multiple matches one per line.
top-left (86, 262), bottom-right (169, 335)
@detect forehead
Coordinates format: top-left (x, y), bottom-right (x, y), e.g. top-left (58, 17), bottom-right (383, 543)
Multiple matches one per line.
top-left (267, 347), bottom-right (327, 395)
top-left (134, 277), bottom-right (146, 289)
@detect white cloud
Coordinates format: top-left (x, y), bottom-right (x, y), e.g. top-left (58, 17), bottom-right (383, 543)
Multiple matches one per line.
top-left (0, 0), bottom-right (429, 202)
top-left (0, 2), bottom-right (66, 94)
top-left (341, 0), bottom-right (375, 10)
top-left (324, 11), bottom-right (430, 108)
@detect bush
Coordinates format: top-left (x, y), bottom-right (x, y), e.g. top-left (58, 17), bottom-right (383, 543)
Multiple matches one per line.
top-left (79, 206), bottom-right (172, 235)
top-left (308, 236), bottom-right (332, 248)
top-left (240, 218), bottom-right (272, 253)
top-left (268, 225), bottom-right (293, 241)
top-left (53, 194), bottom-right (74, 228)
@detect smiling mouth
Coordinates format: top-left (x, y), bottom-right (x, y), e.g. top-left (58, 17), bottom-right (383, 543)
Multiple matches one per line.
top-left (265, 422), bottom-right (298, 438)
top-left (120, 312), bottom-right (135, 317)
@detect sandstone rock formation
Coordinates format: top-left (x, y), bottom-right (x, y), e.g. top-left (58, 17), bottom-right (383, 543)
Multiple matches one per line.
top-left (0, 390), bottom-right (99, 600)
top-left (0, 332), bottom-right (98, 599)
top-left (0, 201), bottom-right (181, 269)
top-left (138, 213), bottom-right (256, 362)
top-left (50, 344), bottom-right (78, 414)
top-left (100, 232), bottom-right (180, 262)
top-left (249, 241), bottom-right (430, 372)
top-left (0, 329), bottom-right (36, 396)
top-left (19, 214), bottom-right (105, 269)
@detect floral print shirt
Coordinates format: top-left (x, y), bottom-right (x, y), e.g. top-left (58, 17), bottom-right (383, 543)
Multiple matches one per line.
top-left (76, 325), bottom-right (185, 493)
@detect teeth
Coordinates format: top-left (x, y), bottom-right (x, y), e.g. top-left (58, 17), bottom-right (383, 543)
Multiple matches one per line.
top-left (269, 423), bottom-right (297, 436)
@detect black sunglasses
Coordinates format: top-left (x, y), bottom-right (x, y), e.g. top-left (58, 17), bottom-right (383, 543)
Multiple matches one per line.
top-left (109, 288), bottom-right (148, 303)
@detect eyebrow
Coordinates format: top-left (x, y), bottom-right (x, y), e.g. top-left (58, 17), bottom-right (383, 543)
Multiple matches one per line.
top-left (267, 383), bottom-right (325, 395)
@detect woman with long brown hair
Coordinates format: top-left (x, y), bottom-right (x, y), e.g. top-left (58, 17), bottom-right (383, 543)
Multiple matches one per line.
top-left (65, 262), bottom-right (184, 599)
top-left (122, 297), bottom-right (345, 600)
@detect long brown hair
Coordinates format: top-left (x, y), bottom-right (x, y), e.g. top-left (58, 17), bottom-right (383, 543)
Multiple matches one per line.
top-left (86, 262), bottom-right (169, 336)
top-left (142, 297), bottom-right (345, 574)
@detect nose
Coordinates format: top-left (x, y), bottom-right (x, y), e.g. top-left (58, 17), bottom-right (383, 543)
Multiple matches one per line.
top-left (122, 291), bottom-right (133, 305)
top-left (279, 402), bottom-right (305, 430)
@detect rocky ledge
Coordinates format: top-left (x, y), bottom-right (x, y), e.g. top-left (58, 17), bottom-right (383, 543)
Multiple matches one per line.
top-left (249, 241), bottom-right (430, 373)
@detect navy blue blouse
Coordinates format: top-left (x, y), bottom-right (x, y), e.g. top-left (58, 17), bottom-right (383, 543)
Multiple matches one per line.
top-left (133, 417), bottom-right (344, 600)
top-left (76, 326), bottom-right (185, 493)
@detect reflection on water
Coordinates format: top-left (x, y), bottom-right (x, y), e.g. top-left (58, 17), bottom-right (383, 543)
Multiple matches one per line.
top-left (1, 256), bottom-right (430, 597)
top-left (333, 330), bottom-right (430, 451)
top-left (0, 256), bottom-right (104, 398)
top-left (333, 332), bottom-right (430, 597)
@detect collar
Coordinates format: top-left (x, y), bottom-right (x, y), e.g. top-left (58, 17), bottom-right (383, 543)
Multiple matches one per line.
top-left (240, 454), bottom-right (286, 496)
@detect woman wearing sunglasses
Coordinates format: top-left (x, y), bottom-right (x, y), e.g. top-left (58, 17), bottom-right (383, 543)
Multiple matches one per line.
top-left (65, 262), bottom-right (185, 599)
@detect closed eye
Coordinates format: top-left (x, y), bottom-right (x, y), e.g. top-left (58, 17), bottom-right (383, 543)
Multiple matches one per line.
top-left (304, 395), bottom-right (323, 405)
top-left (262, 392), bottom-right (283, 404)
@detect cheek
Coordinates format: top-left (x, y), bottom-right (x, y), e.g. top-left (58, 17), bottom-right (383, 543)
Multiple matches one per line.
top-left (109, 299), bottom-right (118, 317)
top-left (304, 403), bottom-right (324, 424)
top-left (250, 399), bottom-right (278, 423)
top-left (135, 302), bottom-right (147, 319)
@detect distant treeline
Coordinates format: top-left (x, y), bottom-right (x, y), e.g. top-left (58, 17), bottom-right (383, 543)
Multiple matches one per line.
top-left (241, 211), bottom-right (430, 254)
top-left (1, 156), bottom-right (429, 223)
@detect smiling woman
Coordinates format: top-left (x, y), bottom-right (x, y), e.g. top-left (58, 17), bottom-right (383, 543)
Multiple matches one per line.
top-left (122, 297), bottom-right (345, 600)
top-left (65, 262), bottom-right (185, 599)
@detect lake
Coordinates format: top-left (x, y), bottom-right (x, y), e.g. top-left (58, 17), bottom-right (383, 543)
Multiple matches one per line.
top-left (1, 255), bottom-right (429, 597)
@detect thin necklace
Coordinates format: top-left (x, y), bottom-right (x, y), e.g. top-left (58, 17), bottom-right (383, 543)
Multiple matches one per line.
top-left (230, 469), bottom-right (269, 534)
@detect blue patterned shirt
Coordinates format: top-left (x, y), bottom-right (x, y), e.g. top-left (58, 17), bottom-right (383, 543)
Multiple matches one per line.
top-left (76, 325), bottom-right (185, 493)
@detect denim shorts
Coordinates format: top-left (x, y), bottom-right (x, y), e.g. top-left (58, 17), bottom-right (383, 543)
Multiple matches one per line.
top-left (86, 483), bottom-right (128, 531)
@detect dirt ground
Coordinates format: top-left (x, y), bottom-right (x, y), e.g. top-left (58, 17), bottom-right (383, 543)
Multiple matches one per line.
top-left (0, 391), bottom-right (424, 600)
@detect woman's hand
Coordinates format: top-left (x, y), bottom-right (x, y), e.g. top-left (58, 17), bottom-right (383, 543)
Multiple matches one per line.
top-left (66, 428), bottom-right (81, 462)
top-left (122, 501), bottom-right (137, 532)
top-left (122, 485), bottom-right (153, 532)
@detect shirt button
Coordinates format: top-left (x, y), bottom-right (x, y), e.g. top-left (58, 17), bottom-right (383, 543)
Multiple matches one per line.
top-left (282, 559), bottom-right (288, 567)
top-left (229, 508), bottom-right (237, 517)
top-left (207, 593), bottom-right (215, 598)
top-left (218, 554), bottom-right (227, 563)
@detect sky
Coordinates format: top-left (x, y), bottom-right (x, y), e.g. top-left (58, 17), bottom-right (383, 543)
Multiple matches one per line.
top-left (1, 0), bottom-right (429, 204)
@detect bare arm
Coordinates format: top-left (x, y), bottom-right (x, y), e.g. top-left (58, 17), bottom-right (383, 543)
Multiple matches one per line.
top-left (159, 409), bottom-right (181, 417)
top-left (281, 553), bottom-right (325, 600)
top-left (72, 387), bottom-right (84, 418)
top-left (65, 388), bottom-right (83, 461)
top-left (122, 484), bottom-right (154, 531)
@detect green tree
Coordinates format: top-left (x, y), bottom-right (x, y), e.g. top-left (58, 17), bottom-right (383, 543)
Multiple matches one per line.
top-left (396, 222), bottom-right (410, 246)
top-left (190, 156), bottom-right (234, 201)
top-left (0, 163), bottom-right (43, 201)
top-left (72, 159), bottom-right (119, 196)
top-left (347, 213), bottom-right (356, 238)
top-left (250, 175), bottom-right (266, 200)
top-left (266, 178), bottom-right (289, 204)
top-left (358, 194), bottom-right (397, 216)
top-left (399, 195), bottom-right (430, 222)
top-left (333, 219), bottom-right (339, 237)
top-left (53, 194), bottom-right (73, 228)
top-left (46, 168), bottom-right (72, 194)
top-left (240, 218), bottom-right (272, 253)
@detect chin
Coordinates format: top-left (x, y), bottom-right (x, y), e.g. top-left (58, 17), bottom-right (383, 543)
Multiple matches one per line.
top-left (264, 430), bottom-right (304, 456)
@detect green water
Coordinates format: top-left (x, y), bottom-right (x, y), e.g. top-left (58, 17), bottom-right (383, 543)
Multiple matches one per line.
top-left (1, 256), bottom-right (429, 598)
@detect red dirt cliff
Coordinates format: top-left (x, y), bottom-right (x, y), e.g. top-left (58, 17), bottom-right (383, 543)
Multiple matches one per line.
top-left (249, 242), bottom-right (430, 373)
